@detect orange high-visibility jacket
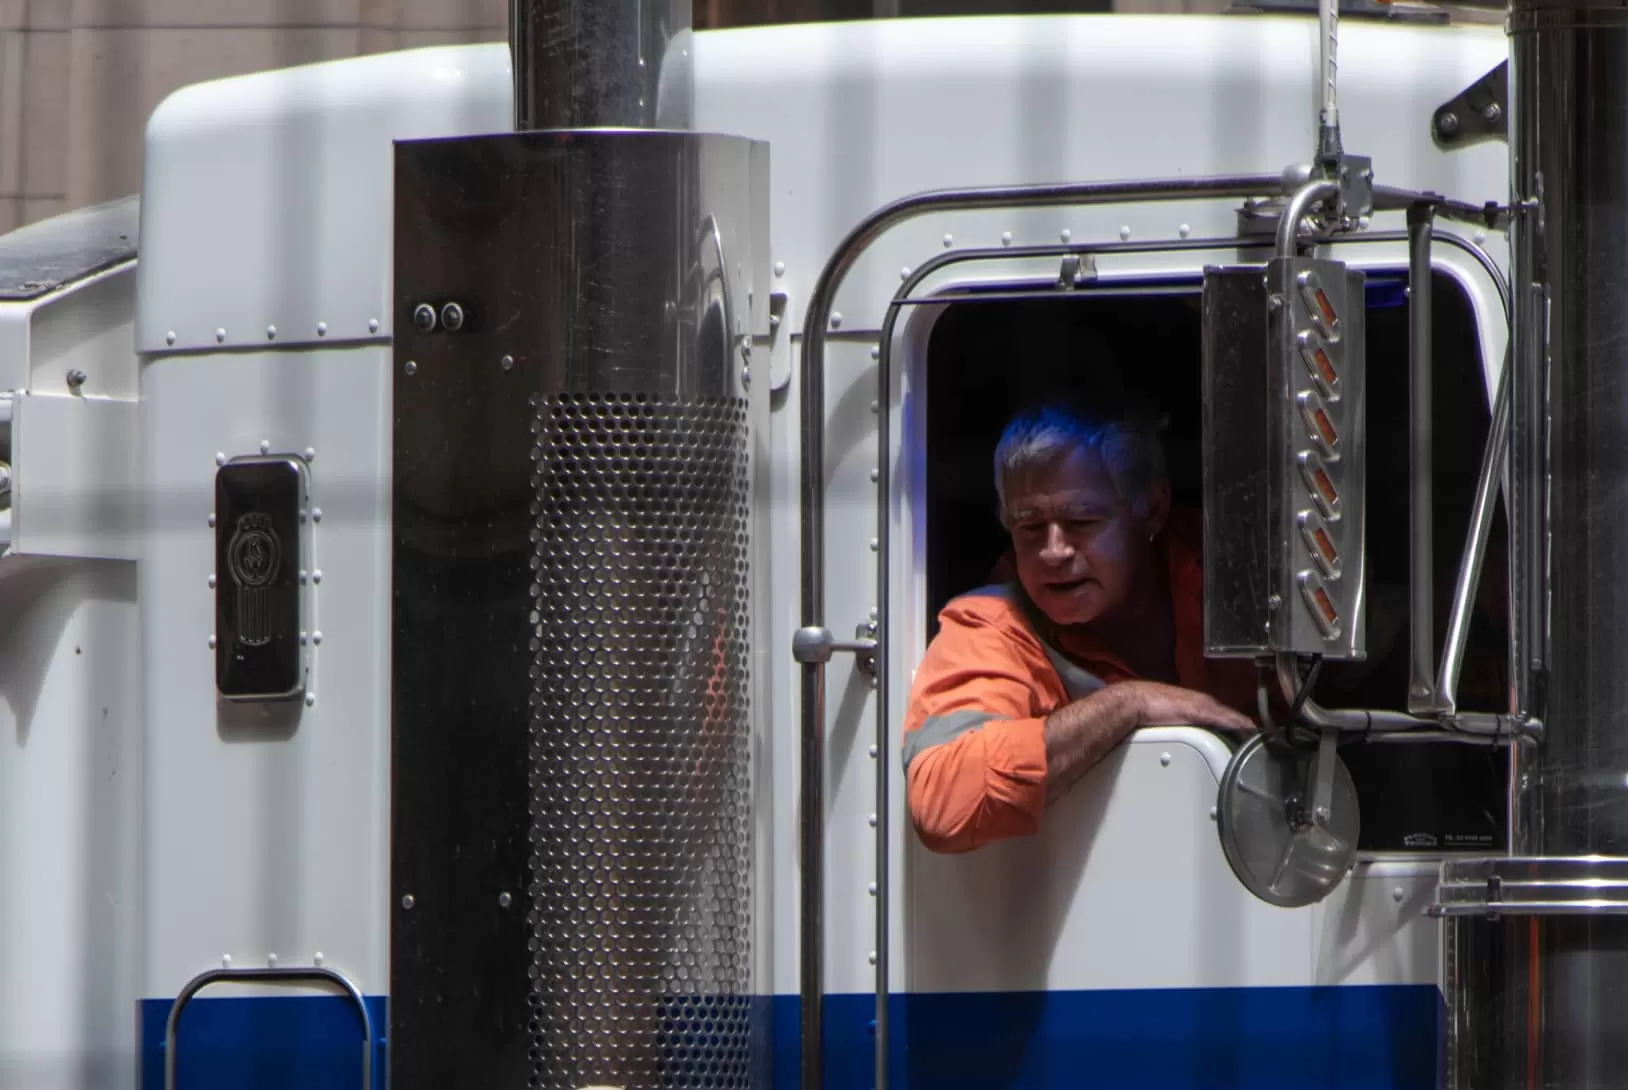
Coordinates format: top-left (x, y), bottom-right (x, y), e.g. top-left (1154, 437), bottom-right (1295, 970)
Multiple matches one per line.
top-left (901, 509), bottom-right (1260, 854)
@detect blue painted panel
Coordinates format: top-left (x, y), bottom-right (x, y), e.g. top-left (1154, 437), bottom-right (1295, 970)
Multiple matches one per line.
top-left (142, 986), bottom-right (1439, 1090)
top-left (789, 986), bottom-right (1442, 1090)
top-left (139, 994), bottom-right (386, 1090)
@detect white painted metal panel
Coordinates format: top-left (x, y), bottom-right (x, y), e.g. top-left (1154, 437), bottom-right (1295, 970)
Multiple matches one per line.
top-left (11, 394), bottom-right (139, 561)
top-left (139, 345), bottom-right (391, 1001)
top-left (135, 44), bottom-right (512, 356)
top-left (1312, 860), bottom-right (1443, 988)
top-left (28, 267), bottom-right (139, 401)
top-left (691, 16), bottom-right (1509, 341)
top-left (908, 729), bottom-right (1313, 993)
top-left (0, 557), bottom-right (141, 1090)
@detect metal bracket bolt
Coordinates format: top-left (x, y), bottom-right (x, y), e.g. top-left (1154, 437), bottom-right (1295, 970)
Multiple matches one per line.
top-left (1433, 60), bottom-right (1508, 150)
top-left (1058, 254), bottom-right (1098, 289)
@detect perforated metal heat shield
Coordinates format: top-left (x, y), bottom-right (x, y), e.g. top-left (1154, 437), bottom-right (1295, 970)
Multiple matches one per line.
top-left (390, 129), bottom-right (769, 1090)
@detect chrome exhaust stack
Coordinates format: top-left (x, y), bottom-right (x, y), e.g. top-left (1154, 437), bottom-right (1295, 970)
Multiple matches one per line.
top-left (389, 4), bottom-right (770, 1088)
top-left (1432, 0), bottom-right (1628, 1085)
top-left (509, 0), bottom-right (694, 130)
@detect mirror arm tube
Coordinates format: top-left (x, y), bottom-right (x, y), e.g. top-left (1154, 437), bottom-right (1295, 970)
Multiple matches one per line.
top-left (1435, 346), bottom-right (1511, 715)
top-left (1276, 652), bottom-right (1433, 733)
top-left (1408, 203), bottom-right (1438, 713)
top-left (1274, 653), bottom-right (1537, 740)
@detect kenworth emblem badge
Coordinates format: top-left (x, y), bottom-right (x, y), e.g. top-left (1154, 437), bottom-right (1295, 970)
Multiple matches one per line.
top-left (227, 512), bottom-right (281, 647)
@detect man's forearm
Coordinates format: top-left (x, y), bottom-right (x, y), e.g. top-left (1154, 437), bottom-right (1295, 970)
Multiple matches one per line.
top-left (1042, 685), bottom-right (1142, 805)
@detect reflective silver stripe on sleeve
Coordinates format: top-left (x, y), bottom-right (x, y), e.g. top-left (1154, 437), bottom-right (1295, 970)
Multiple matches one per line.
top-left (901, 709), bottom-right (999, 773)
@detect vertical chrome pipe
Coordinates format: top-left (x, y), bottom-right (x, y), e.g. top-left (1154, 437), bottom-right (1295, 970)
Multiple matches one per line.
top-left (1509, 0), bottom-right (1628, 859)
top-left (797, 660), bottom-right (825, 1090)
top-left (874, 334), bottom-right (891, 1090)
top-left (1440, 4), bottom-right (1628, 1086)
top-left (1505, 5), bottom-right (1548, 841)
top-left (509, 0), bottom-right (532, 130)
top-left (509, 0), bottom-right (693, 131)
top-left (799, 435), bottom-right (826, 1090)
top-left (1435, 349), bottom-right (1508, 715)
top-left (1408, 204), bottom-right (1437, 713)
top-left (391, 127), bottom-right (771, 1087)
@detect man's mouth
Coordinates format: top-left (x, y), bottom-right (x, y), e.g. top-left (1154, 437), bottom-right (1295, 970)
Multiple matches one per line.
top-left (1047, 575), bottom-right (1091, 594)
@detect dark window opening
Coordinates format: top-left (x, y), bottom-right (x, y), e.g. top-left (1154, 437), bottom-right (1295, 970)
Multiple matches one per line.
top-left (922, 271), bottom-right (1510, 854)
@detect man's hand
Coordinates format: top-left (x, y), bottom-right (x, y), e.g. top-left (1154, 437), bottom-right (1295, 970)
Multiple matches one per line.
top-left (1123, 680), bottom-right (1256, 735)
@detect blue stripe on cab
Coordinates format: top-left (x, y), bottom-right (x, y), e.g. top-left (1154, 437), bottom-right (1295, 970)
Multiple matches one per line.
top-left (139, 994), bottom-right (386, 1090)
top-left (142, 985), bottom-right (1440, 1090)
top-left (790, 986), bottom-right (1443, 1090)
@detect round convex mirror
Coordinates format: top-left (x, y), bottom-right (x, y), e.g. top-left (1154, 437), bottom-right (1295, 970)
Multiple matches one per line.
top-left (1216, 733), bottom-right (1360, 908)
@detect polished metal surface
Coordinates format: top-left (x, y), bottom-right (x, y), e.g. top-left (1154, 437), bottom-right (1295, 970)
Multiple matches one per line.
top-left (1271, 653), bottom-right (1527, 739)
top-left (1407, 205), bottom-right (1436, 713)
top-left (1508, 0), bottom-right (1628, 857)
top-left (1437, 348), bottom-right (1509, 716)
top-left (213, 455), bottom-right (307, 702)
top-left (165, 967), bottom-right (374, 1090)
top-left (798, 172), bottom-right (1284, 1090)
top-left (1276, 179), bottom-right (1338, 253)
top-left (530, 392), bottom-right (755, 1088)
top-left (1441, 0), bottom-right (1628, 1084)
top-left (1284, 257), bottom-right (1367, 658)
top-left (1433, 60), bottom-right (1509, 150)
top-left (390, 128), bottom-right (769, 1090)
top-left (1216, 733), bottom-right (1360, 908)
top-left (1273, 653), bottom-right (1436, 733)
top-left (1437, 859), bottom-right (1628, 1089)
top-left (1199, 256), bottom-right (1367, 661)
top-left (1199, 264), bottom-right (1277, 655)
top-left (510, 0), bottom-right (692, 131)
top-left (1443, 913), bottom-right (1628, 1089)
top-left (1435, 856), bottom-right (1628, 917)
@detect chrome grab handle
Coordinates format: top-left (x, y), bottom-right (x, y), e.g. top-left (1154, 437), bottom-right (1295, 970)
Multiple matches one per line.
top-left (793, 624), bottom-right (877, 675)
top-left (164, 965), bottom-right (375, 1090)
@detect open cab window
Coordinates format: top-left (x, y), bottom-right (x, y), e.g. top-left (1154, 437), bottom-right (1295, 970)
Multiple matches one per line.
top-left (920, 271), bottom-right (1509, 855)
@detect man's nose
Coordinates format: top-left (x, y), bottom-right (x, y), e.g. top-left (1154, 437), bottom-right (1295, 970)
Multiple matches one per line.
top-left (1039, 524), bottom-right (1073, 562)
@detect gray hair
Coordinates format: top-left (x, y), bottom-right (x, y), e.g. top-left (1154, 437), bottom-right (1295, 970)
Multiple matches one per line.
top-left (993, 395), bottom-right (1168, 525)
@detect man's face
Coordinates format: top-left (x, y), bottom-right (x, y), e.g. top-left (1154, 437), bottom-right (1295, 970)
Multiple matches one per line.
top-left (1003, 444), bottom-right (1166, 626)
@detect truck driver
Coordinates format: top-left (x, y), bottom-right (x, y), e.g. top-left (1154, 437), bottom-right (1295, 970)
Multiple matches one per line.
top-left (902, 389), bottom-right (1259, 854)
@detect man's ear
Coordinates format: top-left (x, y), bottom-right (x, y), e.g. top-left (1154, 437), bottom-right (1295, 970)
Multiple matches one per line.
top-left (1143, 479), bottom-right (1172, 539)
